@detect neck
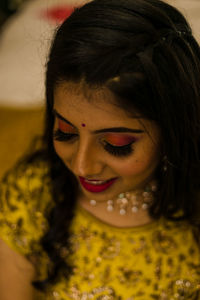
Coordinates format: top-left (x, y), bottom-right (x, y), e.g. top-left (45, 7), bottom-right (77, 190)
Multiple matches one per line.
top-left (77, 180), bottom-right (157, 227)
top-left (78, 195), bottom-right (154, 228)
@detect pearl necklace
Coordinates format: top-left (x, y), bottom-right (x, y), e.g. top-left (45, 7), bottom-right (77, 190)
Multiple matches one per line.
top-left (89, 181), bottom-right (157, 215)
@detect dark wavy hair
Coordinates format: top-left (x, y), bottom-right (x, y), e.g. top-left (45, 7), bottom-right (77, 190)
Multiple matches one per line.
top-left (33, 0), bottom-right (200, 290)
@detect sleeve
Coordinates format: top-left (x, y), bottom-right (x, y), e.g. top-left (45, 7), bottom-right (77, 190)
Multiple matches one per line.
top-left (0, 160), bottom-right (51, 269)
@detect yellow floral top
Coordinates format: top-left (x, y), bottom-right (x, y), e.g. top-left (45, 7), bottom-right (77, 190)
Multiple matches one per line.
top-left (0, 158), bottom-right (200, 300)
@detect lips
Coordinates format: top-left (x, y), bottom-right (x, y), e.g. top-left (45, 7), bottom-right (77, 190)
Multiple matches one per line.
top-left (79, 177), bottom-right (117, 193)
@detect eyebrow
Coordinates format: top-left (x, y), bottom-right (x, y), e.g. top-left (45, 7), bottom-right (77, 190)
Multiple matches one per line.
top-left (53, 109), bottom-right (144, 134)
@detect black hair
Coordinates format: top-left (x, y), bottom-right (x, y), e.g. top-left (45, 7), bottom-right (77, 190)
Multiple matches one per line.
top-left (33, 0), bottom-right (200, 290)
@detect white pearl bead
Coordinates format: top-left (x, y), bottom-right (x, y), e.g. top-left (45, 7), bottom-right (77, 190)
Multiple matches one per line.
top-left (90, 199), bottom-right (96, 206)
top-left (120, 208), bottom-right (126, 215)
top-left (142, 203), bottom-right (148, 210)
top-left (121, 197), bottom-right (128, 204)
top-left (107, 205), bottom-right (114, 212)
top-left (132, 206), bottom-right (138, 213)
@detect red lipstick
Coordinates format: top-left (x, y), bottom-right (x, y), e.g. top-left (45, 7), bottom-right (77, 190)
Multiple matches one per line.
top-left (79, 177), bottom-right (117, 193)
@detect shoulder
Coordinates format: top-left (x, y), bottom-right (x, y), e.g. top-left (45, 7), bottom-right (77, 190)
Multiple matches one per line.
top-left (0, 153), bottom-right (53, 256)
top-left (0, 154), bottom-right (52, 297)
top-left (0, 153), bottom-right (51, 208)
top-left (1, 153), bottom-right (50, 188)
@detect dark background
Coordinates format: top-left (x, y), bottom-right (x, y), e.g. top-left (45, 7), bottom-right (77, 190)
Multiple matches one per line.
top-left (0, 0), bottom-right (29, 27)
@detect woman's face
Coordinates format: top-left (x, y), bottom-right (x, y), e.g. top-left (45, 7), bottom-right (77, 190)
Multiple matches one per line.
top-left (53, 81), bottom-right (161, 202)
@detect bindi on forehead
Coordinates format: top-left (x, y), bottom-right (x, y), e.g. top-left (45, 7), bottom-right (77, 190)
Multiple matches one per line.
top-left (81, 123), bottom-right (86, 127)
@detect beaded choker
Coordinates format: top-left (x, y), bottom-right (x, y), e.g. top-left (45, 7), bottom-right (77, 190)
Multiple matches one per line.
top-left (89, 181), bottom-right (157, 215)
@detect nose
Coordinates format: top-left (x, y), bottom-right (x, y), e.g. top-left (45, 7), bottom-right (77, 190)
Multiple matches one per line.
top-left (70, 139), bottom-right (104, 178)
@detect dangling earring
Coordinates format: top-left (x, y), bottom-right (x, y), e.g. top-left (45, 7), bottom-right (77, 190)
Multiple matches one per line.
top-left (163, 155), bottom-right (168, 172)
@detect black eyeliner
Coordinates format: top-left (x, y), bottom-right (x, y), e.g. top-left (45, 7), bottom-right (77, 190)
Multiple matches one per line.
top-left (53, 129), bottom-right (77, 141)
top-left (54, 128), bottom-right (134, 157)
top-left (103, 141), bottom-right (134, 157)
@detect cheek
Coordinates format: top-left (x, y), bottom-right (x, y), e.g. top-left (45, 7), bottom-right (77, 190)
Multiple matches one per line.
top-left (110, 148), bottom-right (160, 177)
top-left (111, 158), bottom-right (150, 177)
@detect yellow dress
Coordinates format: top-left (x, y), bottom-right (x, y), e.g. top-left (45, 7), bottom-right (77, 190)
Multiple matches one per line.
top-left (0, 158), bottom-right (200, 300)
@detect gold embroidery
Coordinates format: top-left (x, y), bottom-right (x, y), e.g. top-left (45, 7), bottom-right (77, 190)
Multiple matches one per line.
top-left (1, 159), bottom-right (200, 299)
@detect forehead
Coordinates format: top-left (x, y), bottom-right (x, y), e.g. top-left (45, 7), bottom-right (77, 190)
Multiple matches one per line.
top-left (53, 81), bottom-right (160, 139)
top-left (54, 81), bottom-right (137, 124)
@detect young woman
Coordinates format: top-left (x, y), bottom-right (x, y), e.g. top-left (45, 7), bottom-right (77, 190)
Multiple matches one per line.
top-left (0, 0), bottom-right (200, 299)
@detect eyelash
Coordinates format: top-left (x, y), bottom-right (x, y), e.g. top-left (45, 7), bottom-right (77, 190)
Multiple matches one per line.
top-left (102, 140), bottom-right (134, 157)
top-left (53, 129), bottom-right (134, 157)
top-left (54, 129), bottom-right (77, 142)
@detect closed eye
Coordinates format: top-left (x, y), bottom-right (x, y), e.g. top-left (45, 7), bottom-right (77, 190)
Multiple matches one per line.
top-left (53, 129), bottom-right (78, 141)
top-left (102, 140), bottom-right (134, 157)
top-left (53, 129), bottom-right (135, 157)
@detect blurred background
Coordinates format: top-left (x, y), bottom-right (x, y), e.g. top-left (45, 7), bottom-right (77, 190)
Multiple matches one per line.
top-left (0, 0), bottom-right (199, 178)
top-left (0, 0), bottom-right (85, 178)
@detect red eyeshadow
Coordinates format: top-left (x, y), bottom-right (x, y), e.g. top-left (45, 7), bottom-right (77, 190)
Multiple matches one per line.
top-left (103, 134), bottom-right (139, 146)
top-left (58, 119), bottom-right (76, 133)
